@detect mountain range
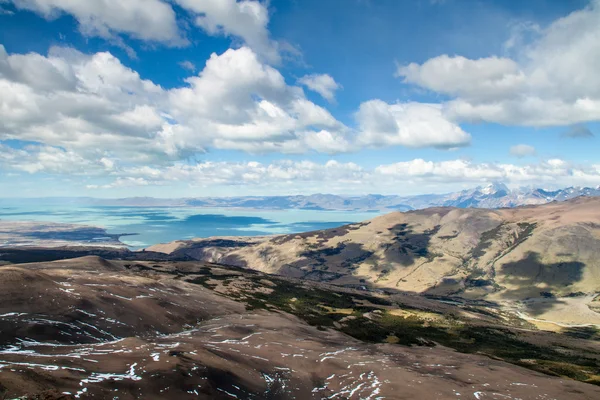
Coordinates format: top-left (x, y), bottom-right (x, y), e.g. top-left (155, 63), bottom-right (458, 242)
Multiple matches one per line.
top-left (6, 183), bottom-right (600, 212)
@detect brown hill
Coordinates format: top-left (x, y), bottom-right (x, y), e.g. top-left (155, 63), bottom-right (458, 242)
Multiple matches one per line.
top-left (1, 257), bottom-right (600, 398)
top-left (146, 197), bottom-right (600, 325)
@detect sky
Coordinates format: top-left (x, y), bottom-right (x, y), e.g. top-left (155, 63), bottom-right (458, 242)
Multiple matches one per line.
top-left (0, 0), bottom-right (599, 198)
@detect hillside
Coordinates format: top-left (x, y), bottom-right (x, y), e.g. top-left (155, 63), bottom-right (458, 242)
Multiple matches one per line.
top-left (147, 197), bottom-right (600, 326)
top-left (1, 257), bottom-right (600, 399)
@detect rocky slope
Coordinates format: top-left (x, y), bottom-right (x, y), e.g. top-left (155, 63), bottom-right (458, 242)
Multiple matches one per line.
top-left (147, 197), bottom-right (600, 326)
top-left (1, 256), bottom-right (600, 399)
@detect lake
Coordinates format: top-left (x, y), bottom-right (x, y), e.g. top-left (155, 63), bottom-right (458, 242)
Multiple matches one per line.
top-left (0, 203), bottom-right (381, 248)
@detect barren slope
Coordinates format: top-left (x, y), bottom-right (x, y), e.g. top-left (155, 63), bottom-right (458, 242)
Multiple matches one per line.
top-left (2, 257), bottom-right (600, 399)
top-left (147, 197), bottom-right (600, 325)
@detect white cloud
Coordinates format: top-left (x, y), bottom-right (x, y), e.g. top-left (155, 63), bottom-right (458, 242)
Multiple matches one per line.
top-left (510, 144), bottom-right (536, 158)
top-left (376, 159), bottom-right (506, 182)
top-left (396, 1), bottom-right (600, 126)
top-left (375, 158), bottom-right (600, 187)
top-left (97, 160), bottom-right (367, 191)
top-left (77, 157), bottom-right (600, 194)
top-left (87, 177), bottom-right (150, 189)
top-left (174, 0), bottom-right (280, 63)
top-left (99, 157), bottom-right (115, 170)
top-left (0, 143), bottom-right (110, 174)
top-left (298, 74), bottom-right (342, 102)
top-left (8, 0), bottom-right (183, 46)
top-left (355, 100), bottom-right (471, 148)
top-left (0, 44), bottom-right (354, 161)
top-left (0, 41), bottom-right (477, 189)
top-left (166, 47), bottom-right (347, 154)
top-left (7, 0), bottom-right (304, 65)
top-left (0, 44), bottom-right (173, 161)
top-left (300, 130), bottom-right (353, 154)
top-left (7, 0), bottom-right (295, 63)
top-left (2, 140), bottom-right (598, 192)
top-left (398, 55), bottom-right (524, 101)
top-left (6, 0), bottom-right (300, 63)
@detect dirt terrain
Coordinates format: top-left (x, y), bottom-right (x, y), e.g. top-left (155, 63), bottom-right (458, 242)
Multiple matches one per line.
top-left (0, 221), bottom-right (129, 248)
top-left (147, 197), bottom-right (600, 326)
top-left (1, 256), bottom-right (600, 399)
top-left (2, 198), bottom-right (600, 398)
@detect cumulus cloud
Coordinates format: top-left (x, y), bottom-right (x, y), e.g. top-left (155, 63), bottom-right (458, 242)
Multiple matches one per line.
top-left (0, 44), bottom-right (354, 162)
top-left (510, 144), bottom-right (536, 158)
top-left (6, 0), bottom-right (288, 62)
top-left (0, 143), bottom-right (112, 174)
top-left (2, 43), bottom-right (465, 167)
top-left (396, 1), bottom-right (600, 126)
top-left (0, 34), bottom-right (478, 193)
top-left (563, 125), bottom-right (595, 138)
top-left (165, 47), bottom-right (347, 154)
top-left (0, 45), bottom-right (460, 163)
top-left (174, 0), bottom-right (280, 63)
top-left (298, 74), bottom-right (342, 102)
top-left (355, 100), bottom-right (471, 148)
top-left (0, 44), bottom-right (172, 161)
top-left (7, 0), bottom-right (183, 46)
top-left (398, 55), bottom-right (524, 102)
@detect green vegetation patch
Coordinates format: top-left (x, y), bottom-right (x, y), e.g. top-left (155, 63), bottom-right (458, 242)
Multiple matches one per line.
top-left (471, 223), bottom-right (505, 259)
top-left (340, 314), bottom-right (600, 385)
top-left (184, 263), bottom-right (600, 386)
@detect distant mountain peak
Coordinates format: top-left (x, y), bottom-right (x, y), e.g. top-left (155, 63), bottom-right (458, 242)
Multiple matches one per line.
top-left (479, 182), bottom-right (510, 195)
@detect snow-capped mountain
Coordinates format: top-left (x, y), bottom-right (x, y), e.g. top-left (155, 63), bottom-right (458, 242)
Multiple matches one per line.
top-left (180, 184), bottom-right (600, 211)
top-left (16, 184), bottom-right (600, 212)
top-left (423, 184), bottom-right (600, 210)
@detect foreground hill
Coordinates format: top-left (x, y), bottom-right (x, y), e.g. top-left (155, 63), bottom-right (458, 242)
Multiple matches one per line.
top-left (1, 256), bottom-right (600, 399)
top-left (147, 197), bottom-right (600, 326)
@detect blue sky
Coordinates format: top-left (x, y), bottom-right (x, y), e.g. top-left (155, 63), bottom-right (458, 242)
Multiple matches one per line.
top-left (0, 0), bottom-right (599, 197)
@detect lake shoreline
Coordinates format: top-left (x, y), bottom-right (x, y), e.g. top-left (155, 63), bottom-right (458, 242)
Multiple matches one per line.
top-left (0, 220), bottom-right (133, 249)
top-left (0, 205), bottom-right (377, 250)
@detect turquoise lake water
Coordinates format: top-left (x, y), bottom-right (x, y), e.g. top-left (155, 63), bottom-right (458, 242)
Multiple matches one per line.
top-left (0, 203), bottom-right (380, 248)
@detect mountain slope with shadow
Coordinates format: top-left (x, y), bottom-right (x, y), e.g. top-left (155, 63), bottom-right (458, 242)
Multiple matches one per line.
top-left (147, 197), bottom-right (600, 326)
